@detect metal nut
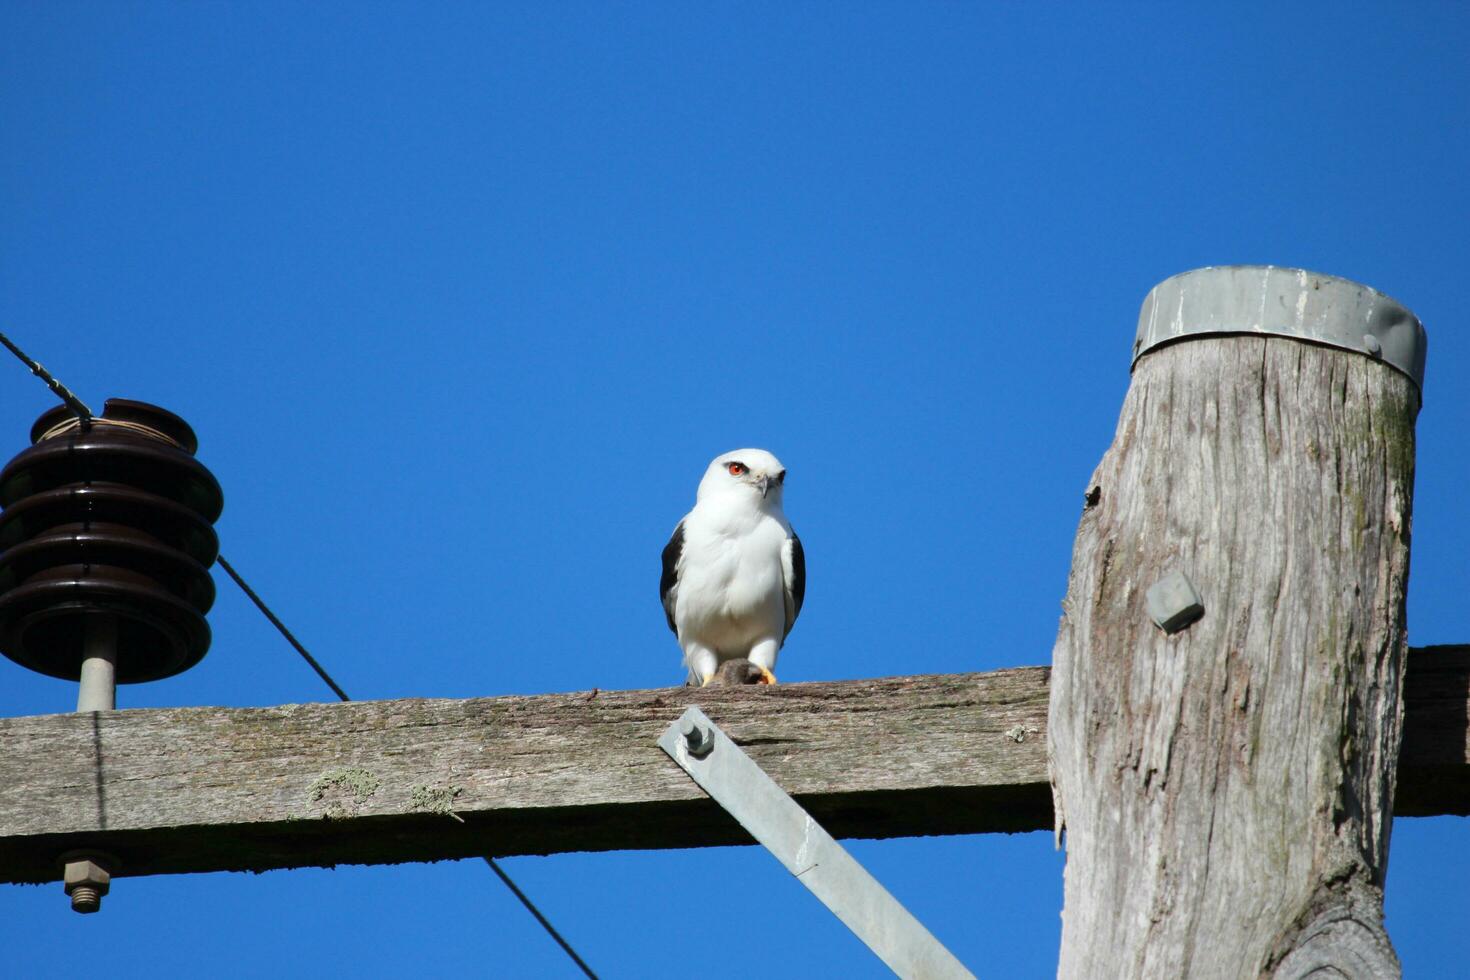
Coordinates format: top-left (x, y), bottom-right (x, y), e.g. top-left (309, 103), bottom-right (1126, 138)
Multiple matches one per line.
top-left (680, 718), bottom-right (713, 757)
top-left (61, 851), bottom-right (118, 914)
top-left (1146, 571), bottom-right (1205, 635)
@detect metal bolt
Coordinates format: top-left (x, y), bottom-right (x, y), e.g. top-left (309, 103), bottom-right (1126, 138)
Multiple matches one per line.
top-left (1146, 570), bottom-right (1205, 635)
top-left (60, 851), bottom-right (118, 915)
top-left (680, 717), bottom-right (713, 757)
top-left (69, 885), bottom-right (101, 913)
top-left (1363, 334), bottom-right (1382, 357)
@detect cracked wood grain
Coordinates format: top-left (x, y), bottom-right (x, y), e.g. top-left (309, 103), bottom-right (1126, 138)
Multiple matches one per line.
top-left (1049, 337), bottom-right (1419, 979)
top-left (0, 645), bottom-right (1464, 886)
top-left (0, 668), bottom-right (1052, 883)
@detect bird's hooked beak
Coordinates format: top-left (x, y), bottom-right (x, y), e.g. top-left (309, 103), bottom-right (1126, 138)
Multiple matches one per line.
top-left (755, 468), bottom-right (785, 499)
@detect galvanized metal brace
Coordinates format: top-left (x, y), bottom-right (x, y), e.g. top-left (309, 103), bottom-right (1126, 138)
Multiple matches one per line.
top-left (658, 706), bottom-right (976, 980)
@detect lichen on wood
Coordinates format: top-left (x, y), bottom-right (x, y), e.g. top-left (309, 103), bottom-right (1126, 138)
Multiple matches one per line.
top-left (307, 768), bottom-right (380, 820)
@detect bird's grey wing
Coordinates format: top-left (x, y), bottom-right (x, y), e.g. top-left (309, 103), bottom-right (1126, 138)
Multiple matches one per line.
top-left (660, 521), bottom-right (685, 634)
top-left (781, 531), bottom-right (805, 640)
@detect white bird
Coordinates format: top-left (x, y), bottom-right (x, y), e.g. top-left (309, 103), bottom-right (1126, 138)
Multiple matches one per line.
top-left (660, 449), bottom-right (805, 686)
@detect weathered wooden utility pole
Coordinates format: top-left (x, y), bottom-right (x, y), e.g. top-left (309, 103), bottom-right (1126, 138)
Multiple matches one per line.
top-left (1049, 266), bottom-right (1425, 978)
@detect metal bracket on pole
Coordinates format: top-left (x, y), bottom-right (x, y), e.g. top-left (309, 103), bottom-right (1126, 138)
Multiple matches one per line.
top-left (657, 707), bottom-right (976, 980)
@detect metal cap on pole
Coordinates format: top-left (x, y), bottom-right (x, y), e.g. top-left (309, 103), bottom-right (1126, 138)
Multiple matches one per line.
top-left (1132, 265), bottom-right (1426, 400)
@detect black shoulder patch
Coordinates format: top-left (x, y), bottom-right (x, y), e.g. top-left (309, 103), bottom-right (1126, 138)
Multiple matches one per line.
top-left (789, 532), bottom-right (806, 616)
top-left (782, 531), bottom-right (806, 640)
top-left (660, 522), bottom-right (684, 634)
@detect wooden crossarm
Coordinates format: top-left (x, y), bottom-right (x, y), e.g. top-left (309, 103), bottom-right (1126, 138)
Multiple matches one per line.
top-left (0, 647), bottom-right (1463, 885)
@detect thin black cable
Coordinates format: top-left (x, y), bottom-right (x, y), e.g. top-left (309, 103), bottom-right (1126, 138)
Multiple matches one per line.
top-left (214, 555), bottom-right (352, 703)
top-left (482, 857), bottom-right (599, 980)
top-left (217, 555), bottom-right (598, 979)
top-left (2, 333), bottom-right (598, 980)
top-left (0, 330), bottom-right (94, 423)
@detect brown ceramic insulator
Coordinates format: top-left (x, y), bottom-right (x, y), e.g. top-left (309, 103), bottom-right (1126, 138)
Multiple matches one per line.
top-left (29, 398), bottom-right (199, 453)
top-left (0, 482), bottom-right (219, 565)
top-left (0, 522), bottom-right (215, 612)
top-left (0, 399), bottom-right (223, 683)
top-left (0, 431), bottom-right (222, 521)
top-left (0, 564), bottom-right (210, 682)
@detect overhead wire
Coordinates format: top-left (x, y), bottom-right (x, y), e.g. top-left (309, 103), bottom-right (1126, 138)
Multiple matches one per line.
top-left (216, 552), bottom-right (599, 980)
top-left (0, 331), bottom-right (94, 424)
top-left (215, 555), bottom-right (351, 703)
top-left (0, 329), bottom-right (599, 980)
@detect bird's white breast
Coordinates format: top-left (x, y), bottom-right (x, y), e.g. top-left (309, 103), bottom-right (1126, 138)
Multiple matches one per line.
top-left (674, 496), bottom-right (790, 655)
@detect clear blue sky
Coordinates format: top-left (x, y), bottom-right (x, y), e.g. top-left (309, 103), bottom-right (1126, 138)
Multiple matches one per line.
top-left (2, 4), bottom-right (1467, 977)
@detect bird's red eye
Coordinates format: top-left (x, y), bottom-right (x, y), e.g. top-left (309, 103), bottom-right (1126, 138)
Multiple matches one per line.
top-left (727, 462), bottom-right (747, 476)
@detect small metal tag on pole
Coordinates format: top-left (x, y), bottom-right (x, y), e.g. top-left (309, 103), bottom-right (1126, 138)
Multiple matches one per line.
top-left (658, 706), bottom-right (975, 980)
